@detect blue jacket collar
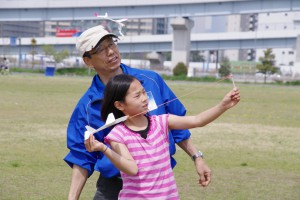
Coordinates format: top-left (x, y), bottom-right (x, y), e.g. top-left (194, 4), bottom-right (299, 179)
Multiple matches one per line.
top-left (89, 63), bottom-right (129, 102)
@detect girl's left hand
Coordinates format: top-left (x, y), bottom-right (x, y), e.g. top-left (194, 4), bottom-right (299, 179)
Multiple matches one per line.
top-left (221, 87), bottom-right (240, 109)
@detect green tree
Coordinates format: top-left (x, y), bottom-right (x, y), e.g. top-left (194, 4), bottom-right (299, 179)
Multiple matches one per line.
top-left (31, 38), bottom-right (37, 68)
top-left (162, 52), bottom-right (171, 61)
top-left (219, 57), bottom-right (231, 77)
top-left (256, 48), bottom-right (278, 84)
top-left (190, 51), bottom-right (205, 62)
top-left (173, 62), bottom-right (187, 77)
top-left (41, 45), bottom-right (69, 67)
top-left (41, 45), bottom-right (55, 57)
top-left (53, 50), bottom-right (69, 66)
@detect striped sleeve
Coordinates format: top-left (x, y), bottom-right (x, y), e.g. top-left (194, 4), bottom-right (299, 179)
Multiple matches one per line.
top-left (155, 114), bottom-right (169, 143)
top-left (104, 125), bottom-right (125, 145)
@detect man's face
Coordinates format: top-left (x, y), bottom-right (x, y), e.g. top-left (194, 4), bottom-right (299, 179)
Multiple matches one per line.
top-left (83, 36), bottom-right (121, 74)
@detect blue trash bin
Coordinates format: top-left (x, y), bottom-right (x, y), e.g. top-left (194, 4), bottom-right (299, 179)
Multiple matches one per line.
top-left (45, 66), bottom-right (55, 76)
top-left (45, 61), bottom-right (56, 76)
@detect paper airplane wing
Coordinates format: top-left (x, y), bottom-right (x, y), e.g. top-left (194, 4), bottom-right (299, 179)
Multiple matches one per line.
top-left (101, 115), bottom-right (128, 130)
top-left (84, 125), bottom-right (96, 140)
top-left (116, 19), bottom-right (128, 23)
top-left (106, 113), bottom-right (116, 125)
top-left (84, 115), bottom-right (128, 139)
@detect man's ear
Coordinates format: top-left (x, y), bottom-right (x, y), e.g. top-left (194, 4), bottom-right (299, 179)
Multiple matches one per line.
top-left (114, 101), bottom-right (124, 111)
top-left (83, 57), bottom-right (94, 69)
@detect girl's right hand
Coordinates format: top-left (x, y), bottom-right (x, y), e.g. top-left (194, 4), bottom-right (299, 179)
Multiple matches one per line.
top-left (84, 135), bottom-right (106, 152)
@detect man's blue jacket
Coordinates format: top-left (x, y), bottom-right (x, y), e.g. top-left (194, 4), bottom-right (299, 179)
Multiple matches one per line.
top-left (64, 63), bottom-right (191, 177)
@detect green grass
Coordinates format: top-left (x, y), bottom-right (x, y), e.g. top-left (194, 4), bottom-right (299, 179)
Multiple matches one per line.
top-left (0, 75), bottom-right (300, 200)
top-left (10, 67), bottom-right (97, 77)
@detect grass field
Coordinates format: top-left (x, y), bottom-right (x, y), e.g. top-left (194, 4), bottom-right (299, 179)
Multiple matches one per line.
top-left (0, 75), bottom-right (299, 200)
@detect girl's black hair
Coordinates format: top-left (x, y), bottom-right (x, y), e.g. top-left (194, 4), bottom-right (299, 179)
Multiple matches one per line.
top-left (101, 74), bottom-right (136, 122)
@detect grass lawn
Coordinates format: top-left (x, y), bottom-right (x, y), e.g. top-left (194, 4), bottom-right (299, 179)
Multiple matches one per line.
top-left (0, 74), bottom-right (299, 200)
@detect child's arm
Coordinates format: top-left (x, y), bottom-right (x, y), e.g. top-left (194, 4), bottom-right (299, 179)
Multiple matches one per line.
top-left (85, 135), bottom-right (138, 176)
top-left (168, 87), bottom-right (240, 130)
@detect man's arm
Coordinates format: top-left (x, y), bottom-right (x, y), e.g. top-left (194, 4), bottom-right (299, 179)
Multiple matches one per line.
top-left (68, 164), bottom-right (89, 200)
top-left (177, 139), bottom-right (211, 187)
top-left (65, 103), bottom-right (98, 199)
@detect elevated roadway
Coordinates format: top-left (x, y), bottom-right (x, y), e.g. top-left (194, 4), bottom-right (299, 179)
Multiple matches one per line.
top-left (1, 0), bottom-right (300, 21)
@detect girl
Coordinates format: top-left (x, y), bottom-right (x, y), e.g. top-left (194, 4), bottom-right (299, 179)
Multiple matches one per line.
top-left (85, 74), bottom-right (240, 200)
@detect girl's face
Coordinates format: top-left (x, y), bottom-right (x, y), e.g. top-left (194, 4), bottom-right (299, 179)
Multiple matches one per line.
top-left (120, 79), bottom-right (149, 116)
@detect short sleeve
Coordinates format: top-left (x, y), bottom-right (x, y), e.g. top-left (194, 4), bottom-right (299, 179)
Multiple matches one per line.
top-left (152, 114), bottom-right (169, 143)
top-left (104, 125), bottom-right (125, 145)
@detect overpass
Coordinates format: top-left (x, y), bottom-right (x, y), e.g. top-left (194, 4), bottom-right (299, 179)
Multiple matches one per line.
top-left (0, 0), bottom-right (300, 21)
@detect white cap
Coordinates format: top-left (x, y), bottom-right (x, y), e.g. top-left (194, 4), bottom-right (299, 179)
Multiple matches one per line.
top-left (76, 25), bottom-right (118, 57)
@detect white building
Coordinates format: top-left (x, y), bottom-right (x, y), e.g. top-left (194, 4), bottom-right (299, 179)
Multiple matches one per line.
top-left (256, 12), bottom-right (300, 68)
top-left (220, 11), bottom-right (300, 76)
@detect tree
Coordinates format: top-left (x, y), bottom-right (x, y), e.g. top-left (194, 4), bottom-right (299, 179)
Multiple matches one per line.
top-left (41, 45), bottom-right (55, 57)
top-left (256, 48), bottom-right (278, 84)
top-left (53, 50), bottom-right (69, 66)
top-left (162, 52), bottom-right (171, 61)
top-left (41, 45), bottom-right (69, 67)
top-left (190, 51), bottom-right (205, 62)
top-left (31, 38), bottom-right (37, 68)
top-left (173, 62), bottom-right (187, 77)
top-left (219, 57), bottom-right (231, 77)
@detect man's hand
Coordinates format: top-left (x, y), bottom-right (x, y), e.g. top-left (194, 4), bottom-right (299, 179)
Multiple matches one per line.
top-left (194, 158), bottom-right (211, 187)
top-left (177, 139), bottom-right (212, 187)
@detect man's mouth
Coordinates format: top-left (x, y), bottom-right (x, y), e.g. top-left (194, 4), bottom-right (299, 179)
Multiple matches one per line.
top-left (108, 56), bottom-right (118, 63)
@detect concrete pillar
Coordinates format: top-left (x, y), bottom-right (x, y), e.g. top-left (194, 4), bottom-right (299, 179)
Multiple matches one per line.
top-left (170, 17), bottom-right (194, 76)
top-left (295, 35), bottom-right (300, 63)
top-left (293, 35), bottom-right (300, 77)
top-left (146, 51), bottom-right (164, 69)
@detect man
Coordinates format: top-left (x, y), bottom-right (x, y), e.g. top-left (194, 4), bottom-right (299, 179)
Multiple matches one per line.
top-left (64, 25), bottom-right (211, 200)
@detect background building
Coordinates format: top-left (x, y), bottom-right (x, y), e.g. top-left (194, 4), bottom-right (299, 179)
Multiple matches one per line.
top-left (1, 7), bottom-right (300, 75)
top-left (0, 21), bottom-right (44, 37)
top-left (256, 11), bottom-right (300, 68)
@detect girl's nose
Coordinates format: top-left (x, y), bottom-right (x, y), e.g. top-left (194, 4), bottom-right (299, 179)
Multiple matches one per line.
top-left (142, 93), bottom-right (148, 102)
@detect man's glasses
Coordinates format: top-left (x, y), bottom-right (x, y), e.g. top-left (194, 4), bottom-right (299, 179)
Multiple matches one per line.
top-left (85, 37), bottom-right (119, 57)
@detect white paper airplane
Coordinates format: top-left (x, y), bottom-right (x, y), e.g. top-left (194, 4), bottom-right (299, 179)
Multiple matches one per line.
top-left (95, 12), bottom-right (128, 37)
top-left (84, 113), bottom-right (128, 140)
top-left (96, 12), bottom-right (128, 27)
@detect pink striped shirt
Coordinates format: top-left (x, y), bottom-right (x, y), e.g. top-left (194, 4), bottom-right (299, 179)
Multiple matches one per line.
top-left (105, 114), bottom-right (179, 200)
